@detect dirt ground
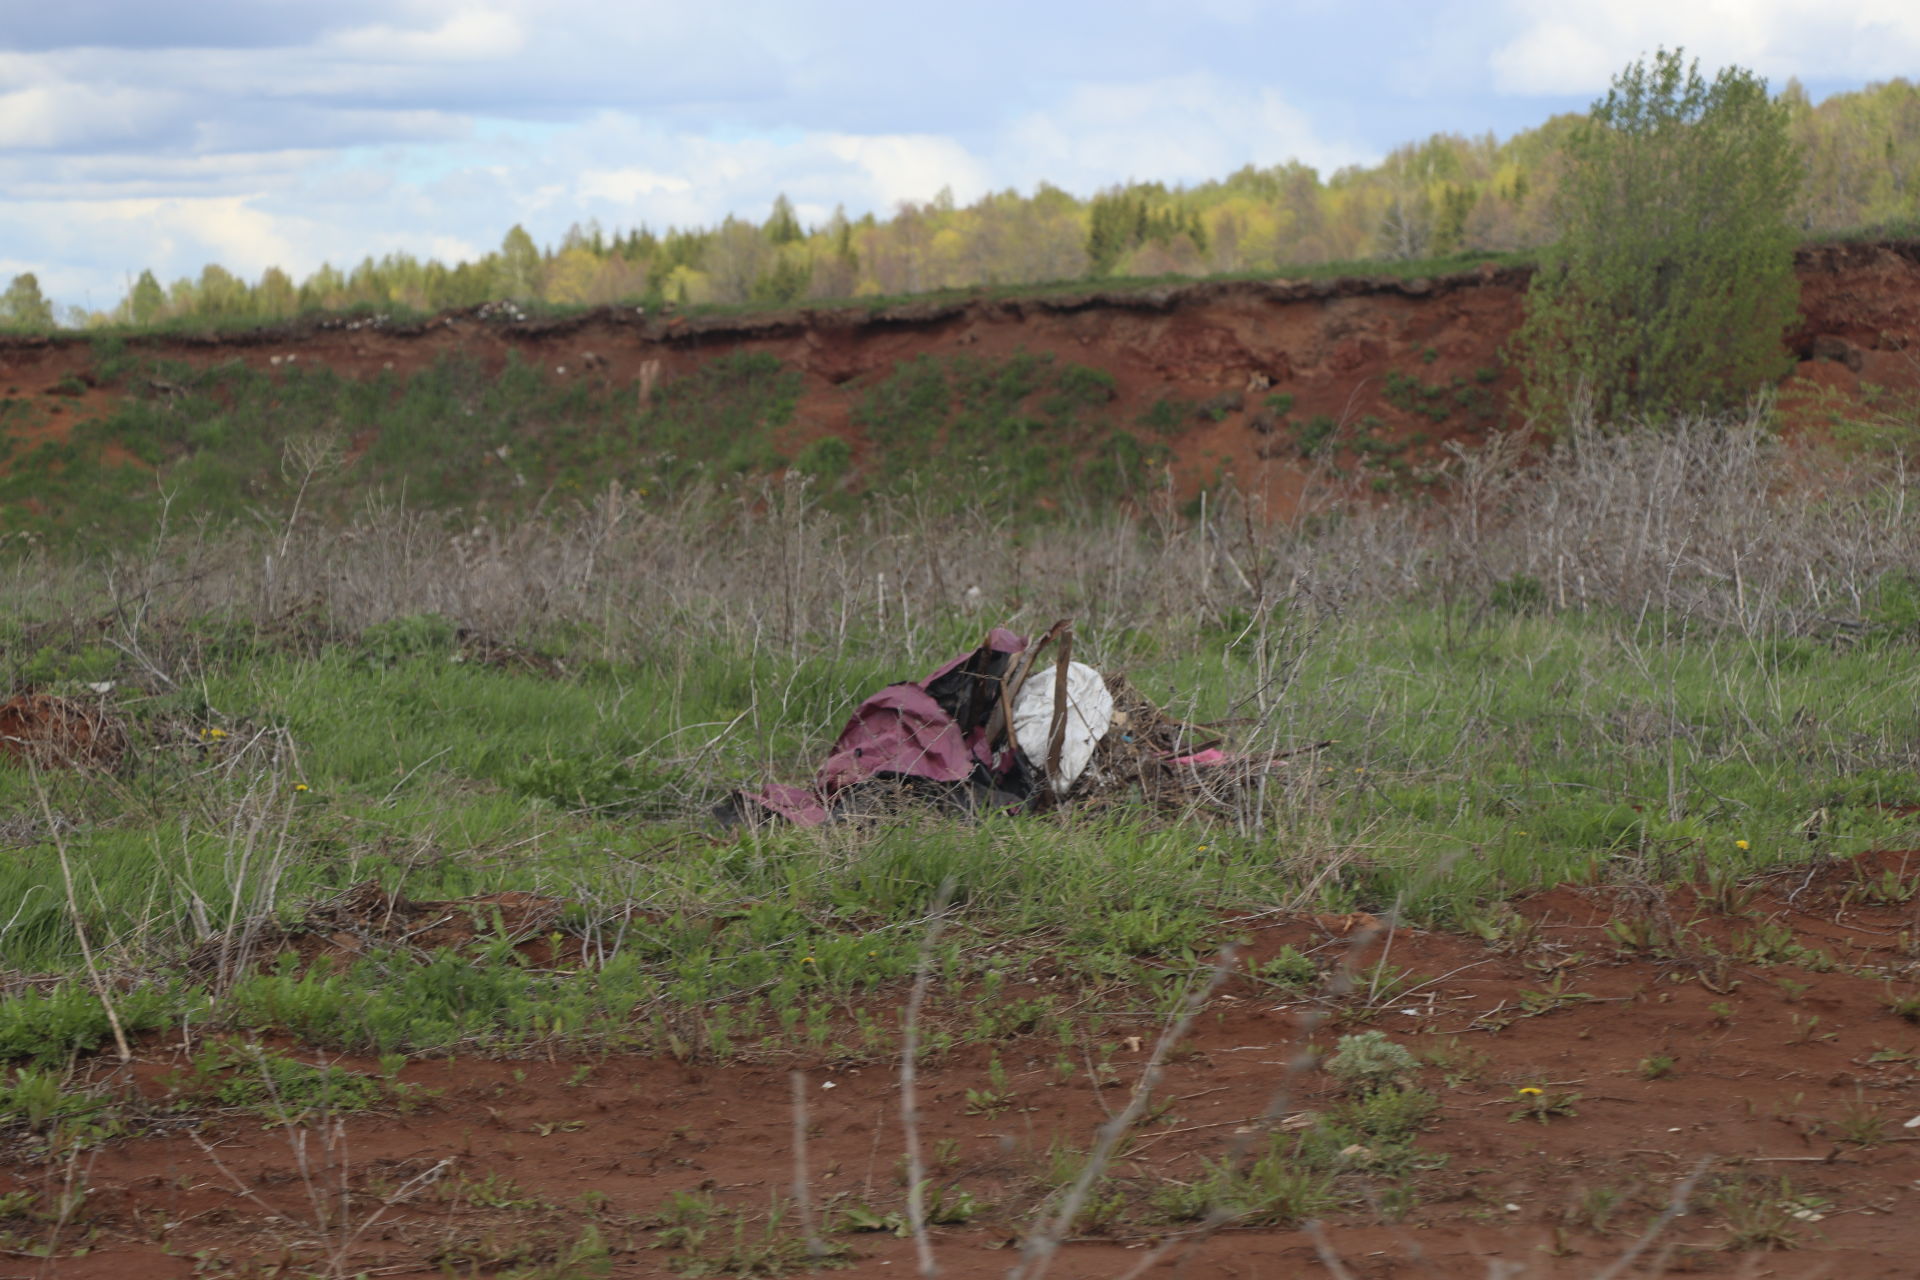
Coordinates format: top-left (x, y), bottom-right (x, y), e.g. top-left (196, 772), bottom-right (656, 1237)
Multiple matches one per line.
top-left (8, 849), bottom-right (1920, 1278)
top-left (3, 240), bottom-right (1919, 518)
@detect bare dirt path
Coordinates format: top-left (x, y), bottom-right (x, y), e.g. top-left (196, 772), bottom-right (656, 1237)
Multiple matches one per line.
top-left (9, 850), bottom-right (1920, 1277)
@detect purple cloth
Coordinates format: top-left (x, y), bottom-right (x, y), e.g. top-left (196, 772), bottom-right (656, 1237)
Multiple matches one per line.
top-left (819, 684), bottom-right (975, 791)
top-left (744, 783), bottom-right (830, 826)
top-left (738, 628), bottom-right (1029, 827)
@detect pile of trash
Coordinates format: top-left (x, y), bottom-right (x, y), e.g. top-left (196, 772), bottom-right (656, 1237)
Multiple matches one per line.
top-left (724, 621), bottom-right (1276, 827)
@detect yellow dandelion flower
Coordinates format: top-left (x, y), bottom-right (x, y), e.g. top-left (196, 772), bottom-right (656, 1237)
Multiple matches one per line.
top-left (293, 783), bottom-right (310, 793)
top-left (1735, 839), bottom-right (1750, 851)
top-left (801, 956), bottom-right (815, 964)
top-left (1518, 1086), bottom-right (1543, 1096)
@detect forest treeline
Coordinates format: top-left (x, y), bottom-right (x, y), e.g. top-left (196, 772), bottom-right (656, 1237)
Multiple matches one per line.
top-left (6, 77), bottom-right (1917, 330)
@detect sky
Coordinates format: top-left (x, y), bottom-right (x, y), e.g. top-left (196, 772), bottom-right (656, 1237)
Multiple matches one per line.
top-left (3, 0), bottom-right (1917, 314)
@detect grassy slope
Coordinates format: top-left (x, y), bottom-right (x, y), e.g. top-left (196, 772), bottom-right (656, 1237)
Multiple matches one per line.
top-left (3, 343), bottom-right (1191, 549)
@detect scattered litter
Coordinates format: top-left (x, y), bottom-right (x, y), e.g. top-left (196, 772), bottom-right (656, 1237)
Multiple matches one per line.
top-left (821, 1081), bottom-right (837, 1090)
top-left (721, 620), bottom-right (1312, 827)
top-left (1011, 660), bottom-right (1112, 796)
top-left (1504, 1203), bottom-right (1521, 1213)
top-left (1905, 1115), bottom-right (1920, 1129)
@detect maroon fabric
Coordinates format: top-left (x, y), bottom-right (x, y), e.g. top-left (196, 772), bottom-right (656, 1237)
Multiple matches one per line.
top-left (739, 629), bottom-right (1030, 827)
top-left (742, 783), bottom-right (830, 826)
top-left (922, 626), bottom-right (1026, 683)
top-left (818, 683), bottom-right (975, 791)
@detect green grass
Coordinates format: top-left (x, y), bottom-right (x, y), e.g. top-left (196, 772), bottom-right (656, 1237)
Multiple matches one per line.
top-left (4, 580), bottom-right (1919, 1065)
top-left (850, 350), bottom-right (1157, 504)
top-left (0, 348), bottom-right (812, 547)
top-left (4, 345), bottom-right (1182, 548)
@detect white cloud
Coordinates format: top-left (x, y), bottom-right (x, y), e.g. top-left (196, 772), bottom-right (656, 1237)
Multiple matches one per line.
top-left (577, 168), bottom-right (694, 203)
top-left (3, 0), bottom-right (1907, 314)
top-left (1002, 74), bottom-right (1373, 190)
top-left (1491, 0), bottom-right (1920, 95)
top-left (324, 9), bottom-right (528, 62)
top-left (822, 134), bottom-right (992, 209)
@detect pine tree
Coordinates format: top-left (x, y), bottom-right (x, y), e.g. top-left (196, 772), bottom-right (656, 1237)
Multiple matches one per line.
top-left (764, 195), bottom-right (803, 246)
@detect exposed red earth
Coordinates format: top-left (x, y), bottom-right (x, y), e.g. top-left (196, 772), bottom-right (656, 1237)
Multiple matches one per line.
top-left (6, 852), bottom-right (1920, 1277)
top-left (2, 241), bottom-right (1918, 516)
top-left (0, 693), bottom-right (125, 769)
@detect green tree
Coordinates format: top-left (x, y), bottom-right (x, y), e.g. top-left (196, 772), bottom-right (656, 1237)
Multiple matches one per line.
top-left (255, 267), bottom-right (297, 318)
top-left (497, 224), bottom-right (542, 300)
top-left (128, 269), bottom-right (166, 325)
top-left (764, 194), bottom-right (803, 246)
top-left (1513, 49), bottom-right (1802, 423)
top-left (1, 273), bottom-right (55, 329)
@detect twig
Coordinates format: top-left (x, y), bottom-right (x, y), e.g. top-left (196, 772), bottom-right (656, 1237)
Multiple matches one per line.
top-left (790, 1070), bottom-right (827, 1258)
top-left (1589, 1156), bottom-right (1712, 1280)
top-left (1010, 943), bottom-right (1239, 1280)
top-left (900, 879), bottom-right (956, 1278)
top-left (31, 764), bottom-right (130, 1062)
top-left (1304, 1220), bottom-right (1360, 1280)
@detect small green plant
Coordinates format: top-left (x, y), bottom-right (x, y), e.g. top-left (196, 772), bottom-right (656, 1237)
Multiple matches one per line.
top-left (1421, 1038), bottom-right (1493, 1088)
top-left (1857, 867), bottom-right (1917, 905)
top-left (0, 1067), bottom-right (125, 1148)
top-left (1566, 1184), bottom-right (1625, 1233)
top-left (1155, 1137), bottom-right (1340, 1228)
top-left (1289, 413), bottom-right (1339, 458)
top-left (1637, 1053), bottom-right (1677, 1080)
top-left (1508, 1085), bottom-right (1581, 1125)
top-left (1338, 1085), bottom-right (1438, 1143)
top-left (1882, 987), bottom-right (1920, 1024)
top-left (1253, 946), bottom-right (1318, 991)
top-left (792, 436), bottom-right (852, 485)
top-left (1787, 1013), bottom-right (1835, 1045)
top-left (1518, 973), bottom-right (1594, 1015)
top-left (1324, 1031), bottom-right (1418, 1095)
top-left (167, 1041), bottom-right (399, 1123)
top-left (963, 1055), bottom-right (1013, 1116)
top-left (1828, 1092), bottom-right (1888, 1147)
top-left (1712, 1175), bottom-right (1825, 1250)
top-left (360, 611), bottom-right (457, 664)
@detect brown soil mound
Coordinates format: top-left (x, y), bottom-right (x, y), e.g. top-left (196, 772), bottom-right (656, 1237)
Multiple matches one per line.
top-left (0, 691), bottom-right (126, 768)
top-left (10, 851), bottom-right (1920, 1277)
top-left (5, 240), bottom-right (1918, 518)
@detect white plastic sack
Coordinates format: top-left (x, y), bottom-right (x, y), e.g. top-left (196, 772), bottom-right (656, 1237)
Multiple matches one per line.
top-left (1012, 661), bottom-right (1115, 796)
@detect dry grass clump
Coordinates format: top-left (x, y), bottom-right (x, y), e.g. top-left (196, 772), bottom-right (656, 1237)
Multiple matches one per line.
top-left (3, 410), bottom-right (1916, 674)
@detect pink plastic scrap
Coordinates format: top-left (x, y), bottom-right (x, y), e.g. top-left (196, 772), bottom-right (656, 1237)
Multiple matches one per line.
top-left (737, 628), bottom-right (1027, 827)
top-left (1168, 748), bottom-right (1230, 768)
